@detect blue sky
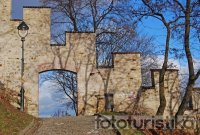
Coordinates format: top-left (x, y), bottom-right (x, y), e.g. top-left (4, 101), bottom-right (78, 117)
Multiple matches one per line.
top-left (39, 71), bottom-right (76, 117)
top-left (39, 79), bottom-right (70, 117)
top-left (12, 2), bottom-right (200, 79)
top-left (11, 0), bottom-right (187, 56)
top-left (12, 0), bottom-right (41, 19)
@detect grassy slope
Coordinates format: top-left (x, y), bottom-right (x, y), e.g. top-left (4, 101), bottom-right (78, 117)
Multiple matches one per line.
top-left (0, 90), bottom-right (35, 135)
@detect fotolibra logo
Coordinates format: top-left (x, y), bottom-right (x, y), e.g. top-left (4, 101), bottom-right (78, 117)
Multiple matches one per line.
top-left (95, 114), bottom-right (200, 130)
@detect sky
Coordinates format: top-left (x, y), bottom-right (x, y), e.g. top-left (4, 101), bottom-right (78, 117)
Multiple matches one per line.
top-left (39, 80), bottom-right (70, 117)
top-left (39, 71), bottom-right (76, 117)
top-left (12, 0), bottom-right (41, 19)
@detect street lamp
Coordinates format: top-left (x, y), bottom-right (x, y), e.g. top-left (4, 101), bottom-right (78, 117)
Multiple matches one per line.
top-left (17, 21), bottom-right (29, 111)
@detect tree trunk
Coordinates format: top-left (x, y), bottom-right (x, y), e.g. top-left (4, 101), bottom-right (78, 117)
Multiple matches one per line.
top-left (156, 25), bottom-right (170, 115)
top-left (176, 0), bottom-right (194, 116)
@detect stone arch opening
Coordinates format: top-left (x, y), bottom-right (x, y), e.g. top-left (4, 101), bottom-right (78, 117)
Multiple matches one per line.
top-left (38, 69), bottom-right (77, 117)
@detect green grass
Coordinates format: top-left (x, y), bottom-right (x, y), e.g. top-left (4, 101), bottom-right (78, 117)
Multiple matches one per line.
top-left (0, 99), bottom-right (35, 135)
top-left (98, 111), bottom-right (128, 115)
top-left (120, 129), bottom-right (145, 135)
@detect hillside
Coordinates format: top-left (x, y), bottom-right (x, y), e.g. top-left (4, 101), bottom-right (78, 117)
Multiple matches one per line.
top-left (0, 87), bottom-right (35, 135)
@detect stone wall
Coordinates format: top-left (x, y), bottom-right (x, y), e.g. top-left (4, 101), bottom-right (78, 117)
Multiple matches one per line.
top-left (0, 0), bottom-right (142, 116)
top-left (0, 0), bottom-right (182, 117)
top-left (0, 0), bottom-right (52, 116)
top-left (192, 88), bottom-right (200, 111)
top-left (139, 69), bottom-right (180, 117)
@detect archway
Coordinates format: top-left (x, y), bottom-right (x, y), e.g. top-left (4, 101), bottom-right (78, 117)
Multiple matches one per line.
top-left (38, 69), bottom-right (77, 117)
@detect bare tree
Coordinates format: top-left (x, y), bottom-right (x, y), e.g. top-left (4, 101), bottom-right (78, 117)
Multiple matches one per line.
top-left (41, 70), bottom-right (78, 116)
top-left (173, 0), bottom-right (200, 116)
top-left (131, 0), bottom-right (200, 116)
top-left (40, 0), bottom-right (159, 85)
top-left (131, 0), bottom-right (184, 115)
top-left (52, 109), bottom-right (71, 117)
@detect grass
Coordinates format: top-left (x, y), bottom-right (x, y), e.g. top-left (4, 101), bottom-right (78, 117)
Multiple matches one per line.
top-left (0, 90), bottom-right (35, 135)
top-left (98, 111), bottom-right (128, 115)
top-left (120, 129), bottom-right (144, 135)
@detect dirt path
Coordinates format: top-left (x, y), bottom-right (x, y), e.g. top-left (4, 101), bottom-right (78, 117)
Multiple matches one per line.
top-left (30, 116), bottom-right (117, 135)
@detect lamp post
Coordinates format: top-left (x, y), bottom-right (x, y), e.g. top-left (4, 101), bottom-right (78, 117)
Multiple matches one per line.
top-left (17, 21), bottom-right (29, 111)
top-left (104, 93), bottom-right (114, 112)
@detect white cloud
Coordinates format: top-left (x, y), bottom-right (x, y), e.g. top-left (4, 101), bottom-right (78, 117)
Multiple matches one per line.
top-left (155, 55), bottom-right (180, 69)
top-left (39, 80), bottom-right (67, 117)
top-left (152, 56), bottom-right (200, 87)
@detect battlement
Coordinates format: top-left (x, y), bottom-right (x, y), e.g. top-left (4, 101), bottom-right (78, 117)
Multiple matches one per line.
top-left (0, 0), bottom-right (12, 21)
top-left (140, 69), bottom-right (180, 117)
top-left (0, 0), bottom-right (51, 20)
top-left (113, 52), bottom-right (140, 68)
top-left (151, 69), bottom-right (179, 87)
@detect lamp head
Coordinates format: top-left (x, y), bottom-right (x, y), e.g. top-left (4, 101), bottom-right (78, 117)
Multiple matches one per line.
top-left (17, 21), bottom-right (29, 38)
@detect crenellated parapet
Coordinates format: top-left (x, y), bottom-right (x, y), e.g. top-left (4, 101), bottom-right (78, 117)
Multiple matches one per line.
top-left (140, 69), bottom-right (180, 117)
top-left (0, 0), bottom-right (12, 21)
